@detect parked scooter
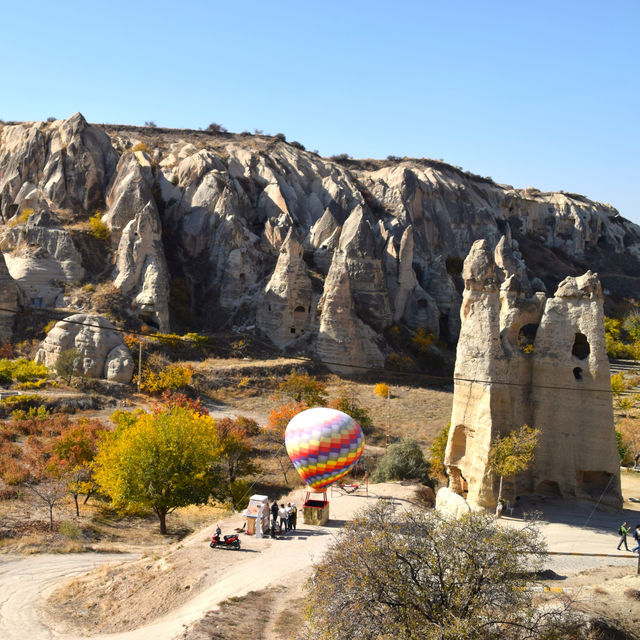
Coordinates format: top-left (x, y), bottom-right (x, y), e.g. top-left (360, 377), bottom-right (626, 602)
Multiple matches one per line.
top-left (210, 526), bottom-right (241, 550)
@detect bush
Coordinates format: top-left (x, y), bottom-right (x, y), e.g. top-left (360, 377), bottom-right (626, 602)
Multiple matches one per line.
top-left (0, 358), bottom-right (49, 385)
top-left (89, 213), bottom-right (110, 242)
top-left (206, 122), bottom-right (227, 133)
top-left (445, 255), bottom-right (464, 276)
top-left (139, 364), bottom-right (193, 394)
top-left (0, 394), bottom-right (46, 417)
top-left (279, 370), bottom-right (327, 406)
top-left (371, 438), bottom-right (432, 485)
top-left (386, 352), bottom-right (417, 372)
top-left (59, 520), bottom-right (81, 539)
top-left (374, 382), bottom-right (390, 399)
top-left (611, 372), bottom-right (628, 395)
top-left (428, 423), bottom-right (450, 480)
top-left (305, 502), bottom-right (581, 640)
top-left (328, 390), bottom-right (373, 434)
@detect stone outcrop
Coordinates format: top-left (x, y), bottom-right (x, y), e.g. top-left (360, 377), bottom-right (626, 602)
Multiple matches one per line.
top-left (444, 238), bottom-right (622, 509)
top-left (35, 314), bottom-right (134, 383)
top-left (2, 114), bottom-right (640, 365)
top-left (256, 229), bottom-right (313, 347)
top-left (0, 251), bottom-right (18, 341)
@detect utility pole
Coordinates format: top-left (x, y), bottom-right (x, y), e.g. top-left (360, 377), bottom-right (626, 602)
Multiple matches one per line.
top-left (137, 339), bottom-right (143, 393)
top-left (386, 386), bottom-right (391, 448)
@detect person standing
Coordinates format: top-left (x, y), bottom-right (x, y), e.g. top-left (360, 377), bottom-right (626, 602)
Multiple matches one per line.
top-left (617, 522), bottom-right (631, 551)
top-left (632, 524), bottom-right (640, 554)
top-left (278, 503), bottom-right (288, 533)
top-left (286, 502), bottom-right (293, 530)
top-left (271, 500), bottom-right (279, 532)
top-left (290, 502), bottom-right (297, 530)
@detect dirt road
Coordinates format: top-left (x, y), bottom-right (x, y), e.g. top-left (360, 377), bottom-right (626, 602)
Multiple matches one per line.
top-left (2, 482), bottom-right (639, 640)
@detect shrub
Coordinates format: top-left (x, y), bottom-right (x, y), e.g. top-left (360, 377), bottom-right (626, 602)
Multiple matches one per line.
top-left (411, 328), bottom-right (435, 352)
top-left (611, 372), bottom-right (628, 395)
top-left (89, 213), bottom-right (110, 242)
top-left (386, 352), bottom-right (416, 372)
top-left (428, 423), bottom-right (450, 479)
top-left (374, 382), bottom-right (390, 399)
top-left (54, 348), bottom-right (80, 383)
top-left (0, 358), bottom-right (49, 384)
top-left (279, 370), bottom-right (327, 406)
top-left (0, 394), bottom-right (46, 416)
top-left (206, 122), bottom-right (228, 133)
top-left (445, 255), bottom-right (464, 276)
top-left (328, 390), bottom-right (373, 434)
top-left (371, 438), bottom-right (432, 485)
top-left (139, 364), bottom-right (193, 394)
top-left (59, 520), bottom-right (81, 539)
top-left (43, 320), bottom-right (57, 335)
top-left (290, 141), bottom-right (305, 150)
top-left (131, 142), bottom-right (149, 152)
top-left (12, 207), bottom-right (34, 226)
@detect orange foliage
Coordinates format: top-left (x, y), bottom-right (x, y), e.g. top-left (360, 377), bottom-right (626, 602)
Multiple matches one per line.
top-left (152, 390), bottom-right (208, 416)
top-left (265, 401), bottom-right (308, 441)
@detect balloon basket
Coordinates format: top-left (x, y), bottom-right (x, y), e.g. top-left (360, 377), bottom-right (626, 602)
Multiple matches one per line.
top-left (302, 491), bottom-right (329, 526)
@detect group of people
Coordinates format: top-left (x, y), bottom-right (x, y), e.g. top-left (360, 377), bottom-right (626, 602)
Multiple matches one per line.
top-left (271, 500), bottom-right (297, 534)
top-left (617, 521), bottom-right (640, 553)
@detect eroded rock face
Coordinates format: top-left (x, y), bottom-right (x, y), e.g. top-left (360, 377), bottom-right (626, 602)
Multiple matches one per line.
top-left (2, 114), bottom-right (640, 362)
top-left (35, 314), bottom-right (134, 383)
top-left (444, 238), bottom-right (621, 509)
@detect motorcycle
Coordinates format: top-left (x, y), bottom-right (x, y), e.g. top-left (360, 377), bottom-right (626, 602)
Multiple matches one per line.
top-left (210, 526), bottom-right (241, 550)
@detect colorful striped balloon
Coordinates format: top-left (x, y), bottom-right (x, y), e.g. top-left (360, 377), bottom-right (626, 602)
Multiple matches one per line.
top-left (285, 408), bottom-right (365, 490)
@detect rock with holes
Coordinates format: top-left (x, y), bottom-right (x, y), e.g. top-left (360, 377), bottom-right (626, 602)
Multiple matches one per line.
top-left (444, 237), bottom-right (621, 510)
top-left (35, 314), bottom-right (134, 383)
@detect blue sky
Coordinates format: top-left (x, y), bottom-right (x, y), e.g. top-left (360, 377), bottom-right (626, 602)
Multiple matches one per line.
top-left (1, 1), bottom-right (638, 222)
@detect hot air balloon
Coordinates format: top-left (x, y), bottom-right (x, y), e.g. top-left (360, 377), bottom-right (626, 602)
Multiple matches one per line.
top-left (285, 407), bottom-right (365, 491)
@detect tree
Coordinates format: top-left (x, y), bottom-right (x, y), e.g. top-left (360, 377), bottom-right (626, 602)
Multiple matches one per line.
top-left (305, 501), bottom-right (580, 640)
top-left (373, 382), bottom-right (391, 445)
top-left (215, 417), bottom-right (259, 508)
top-left (279, 370), bottom-right (327, 406)
top-left (54, 348), bottom-right (80, 383)
top-left (94, 407), bottom-right (223, 534)
top-left (50, 419), bottom-right (106, 515)
top-left (428, 422), bottom-right (450, 480)
top-left (328, 389), bottom-right (373, 433)
top-left (371, 437), bottom-right (432, 486)
top-left (616, 394), bottom-right (636, 418)
top-left (265, 401), bottom-right (308, 484)
top-left (619, 417), bottom-right (640, 468)
top-left (488, 424), bottom-right (539, 509)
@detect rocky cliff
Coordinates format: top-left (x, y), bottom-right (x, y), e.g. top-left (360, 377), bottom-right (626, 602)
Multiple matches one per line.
top-left (1, 114), bottom-right (639, 371)
top-left (444, 238), bottom-right (621, 509)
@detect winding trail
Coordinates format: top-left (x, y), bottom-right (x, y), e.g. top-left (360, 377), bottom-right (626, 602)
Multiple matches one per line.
top-left (1, 483), bottom-right (639, 640)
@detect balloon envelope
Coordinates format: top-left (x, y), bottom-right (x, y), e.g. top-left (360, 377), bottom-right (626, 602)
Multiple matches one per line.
top-left (285, 408), bottom-right (365, 490)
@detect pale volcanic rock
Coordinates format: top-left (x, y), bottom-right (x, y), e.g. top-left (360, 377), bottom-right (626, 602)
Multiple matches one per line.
top-left (444, 238), bottom-right (621, 510)
top-left (435, 487), bottom-right (472, 518)
top-left (113, 202), bottom-right (170, 331)
top-left (2, 113), bottom-right (640, 358)
top-left (35, 314), bottom-right (134, 383)
top-left (315, 252), bottom-right (384, 373)
top-left (256, 229), bottom-right (313, 347)
top-left (0, 251), bottom-right (18, 341)
top-left (0, 113), bottom-right (117, 222)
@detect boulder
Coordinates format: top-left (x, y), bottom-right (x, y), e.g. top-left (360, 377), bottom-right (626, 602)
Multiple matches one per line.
top-left (35, 314), bottom-right (134, 383)
top-left (435, 487), bottom-right (471, 518)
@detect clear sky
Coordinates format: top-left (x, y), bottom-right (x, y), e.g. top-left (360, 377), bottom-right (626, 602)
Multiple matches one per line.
top-left (1, 1), bottom-right (638, 222)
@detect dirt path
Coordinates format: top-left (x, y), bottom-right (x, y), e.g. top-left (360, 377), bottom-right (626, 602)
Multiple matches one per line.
top-left (0, 553), bottom-right (137, 640)
top-left (3, 481), bottom-right (640, 640)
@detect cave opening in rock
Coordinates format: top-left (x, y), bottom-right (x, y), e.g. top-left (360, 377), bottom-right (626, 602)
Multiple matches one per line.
top-left (573, 367), bottom-right (582, 380)
top-left (572, 332), bottom-right (590, 360)
top-left (517, 323), bottom-right (538, 354)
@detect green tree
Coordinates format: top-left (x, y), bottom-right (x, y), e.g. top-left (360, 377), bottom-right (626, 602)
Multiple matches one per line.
top-left (94, 407), bottom-right (223, 534)
top-left (371, 437), bottom-right (432, 486)
top-left (428, 422), bottom-right (450, 480)
top-left (488, 424), bottom-right (539, 508)
top-left (328, 388), bottom-right (373, 433)
top-left (279, 370), bottom-right (327, 406)
top-left (54, 348), bottom-right (80, 383)
top-left (305, 501), bottom-right (580, 640)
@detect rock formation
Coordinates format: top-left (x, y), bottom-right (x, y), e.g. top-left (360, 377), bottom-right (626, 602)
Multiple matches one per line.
top-left (1, 114), bottom-right (640, 371)
top-left (443, 237), bottom-right (622, 509)
top-left (35, 314), bottom-right (134, 383)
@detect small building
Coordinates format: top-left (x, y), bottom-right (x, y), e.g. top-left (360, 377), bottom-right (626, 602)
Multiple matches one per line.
top-left (245, 495), bottom-right (270, 535)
